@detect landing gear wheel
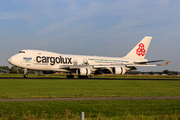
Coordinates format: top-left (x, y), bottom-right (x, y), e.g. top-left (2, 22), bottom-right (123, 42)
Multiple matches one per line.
top-left (67, 75), bottom-right (74, 78)
top-left (87, 75), bottom-right (91, 79)
top-left (78, 76), bottom-right (84, 79)
top-left (78, 75), bottom-right (91, 79)
top-left (24, 74), bottom-right (28, 78)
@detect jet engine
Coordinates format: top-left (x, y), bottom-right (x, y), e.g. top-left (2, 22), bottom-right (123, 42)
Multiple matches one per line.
top-left (76, 68), bottom-right (91, 76)
top-left (42, 71), bottom-right (55, 74)
top-left (112, 67), bottom-right (126, 75)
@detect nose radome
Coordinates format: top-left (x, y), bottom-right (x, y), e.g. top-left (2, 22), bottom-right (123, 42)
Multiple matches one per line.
top-left (8, 57), bottom-right (12, 64)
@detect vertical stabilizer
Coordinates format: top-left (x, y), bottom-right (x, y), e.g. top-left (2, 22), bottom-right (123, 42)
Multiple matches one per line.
top-left (124, 36), bottom-right (152, 59)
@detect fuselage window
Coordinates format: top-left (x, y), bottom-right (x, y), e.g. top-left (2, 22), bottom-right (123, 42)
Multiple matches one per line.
top-left (19, 51), bottom-right (25, 53)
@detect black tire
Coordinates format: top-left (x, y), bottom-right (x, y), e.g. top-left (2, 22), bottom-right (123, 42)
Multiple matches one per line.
top-left (23, 74), bottom-right (28, 78)
top-left (78, 76), bottom-right (82, 78)
top-left (78, 76), bottom-right (85, 79)
top-left (87, 75), bottom-right (91, 79)
top-left (78, 75), bottom-right (91, 79)
top-left (67, 75), bottom-right (74, 78)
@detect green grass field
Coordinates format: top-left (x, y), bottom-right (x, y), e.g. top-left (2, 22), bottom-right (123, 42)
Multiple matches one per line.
top-left (0, 100), bottom-right (180, 119)
top-left (0, 79), bottom-right (180, 99)
top-left (0, 74), bottom-right (180, 119)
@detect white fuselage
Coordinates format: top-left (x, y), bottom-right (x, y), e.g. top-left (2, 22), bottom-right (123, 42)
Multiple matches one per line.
top-left (8, 36), bottom-right (169, 78)
top-left (8, 50), bottom-right (147, 72)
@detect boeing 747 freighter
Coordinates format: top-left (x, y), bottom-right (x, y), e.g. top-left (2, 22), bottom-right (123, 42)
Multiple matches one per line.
top-left (8, 36), bottom-right (170, 78)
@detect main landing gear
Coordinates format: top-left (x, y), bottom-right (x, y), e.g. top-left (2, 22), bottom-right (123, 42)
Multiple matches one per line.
top-left (66, 73), bottom-right (91, 79)
top-left (23, 69), bottom-right (28, 78)
top-left (78, 75), bottom-right (91, 79)
top-left (66, 73), bottom-right (74, 78)
top-left (67, 75), bottom-right (74, 78)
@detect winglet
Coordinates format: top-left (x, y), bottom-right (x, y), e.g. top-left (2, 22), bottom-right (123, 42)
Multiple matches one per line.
top-left (162, 61), bottom-right (171, 66)
top-left (157, 61), bottom-right (171, 66)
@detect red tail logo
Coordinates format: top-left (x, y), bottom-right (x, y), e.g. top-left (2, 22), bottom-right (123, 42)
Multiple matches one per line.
top-left (136, 43), bottom-right (146, 56)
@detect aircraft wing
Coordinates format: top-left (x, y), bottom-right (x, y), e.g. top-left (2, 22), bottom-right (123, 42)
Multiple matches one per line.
top-left (127, 61), bottom-right (171, 67)
top-left (59, 65), bottom-right (93, 69)
top-left (93, 61), bottom-right (170, 68)
top-left (59, 64), bottom-right (124, 69)
top-left (59, 61), bottom-right (170, 69)
top-left (133, 60), bottom-right (165, 64)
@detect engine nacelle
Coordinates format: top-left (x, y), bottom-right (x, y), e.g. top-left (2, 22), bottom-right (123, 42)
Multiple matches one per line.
top-left (76, 68), bottom-right (91, 76)
top-left (112, 67), bottom-right (126, 75)
top-left (42, 71), bottom-right (55, 74)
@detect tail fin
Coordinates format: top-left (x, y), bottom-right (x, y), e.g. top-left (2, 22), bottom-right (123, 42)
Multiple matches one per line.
top-left (124, 36), bottom-right (152, 59)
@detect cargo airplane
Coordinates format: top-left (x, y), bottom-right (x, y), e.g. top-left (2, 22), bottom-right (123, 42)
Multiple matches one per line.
top-left (8, 36), bottom-right (170, 78)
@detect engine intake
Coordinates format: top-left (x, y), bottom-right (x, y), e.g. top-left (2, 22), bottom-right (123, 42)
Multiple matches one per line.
top-left (76, 68), bottom-right (91, 76)
top-left (112, 67), bottom-right (126, 75)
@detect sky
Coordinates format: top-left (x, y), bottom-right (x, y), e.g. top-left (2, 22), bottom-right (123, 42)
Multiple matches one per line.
top-left (0, 0), bottom-right (180, 72)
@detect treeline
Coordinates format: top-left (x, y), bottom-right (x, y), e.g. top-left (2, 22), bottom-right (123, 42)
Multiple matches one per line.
top-left (1, 66), bottom-right (180, 75)
top-left (128, 70), bottom-right (179, 75)
top-left (0, 66), bottom-right (36, 74)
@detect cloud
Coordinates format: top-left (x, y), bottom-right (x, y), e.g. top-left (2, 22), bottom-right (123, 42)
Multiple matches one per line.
top-left (1, 0), bottom-right (180, 71)
top-left (0, 12), bottom-right (29, 20)
top-left (35, 0), bottom-right (156, 34)
top-left (35, 0), bottom-right (180, 55)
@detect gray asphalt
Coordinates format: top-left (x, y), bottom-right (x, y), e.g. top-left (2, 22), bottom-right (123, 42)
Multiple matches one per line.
top-left (0, 97), bottom-right (180, 102)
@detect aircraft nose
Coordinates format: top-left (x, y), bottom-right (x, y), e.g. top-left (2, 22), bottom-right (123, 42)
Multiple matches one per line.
top-left (8, 57), bottom-right (12, 64)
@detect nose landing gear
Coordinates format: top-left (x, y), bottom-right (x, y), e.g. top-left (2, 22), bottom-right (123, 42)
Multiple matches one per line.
top-left (23, 69), bottom-right (28, 78)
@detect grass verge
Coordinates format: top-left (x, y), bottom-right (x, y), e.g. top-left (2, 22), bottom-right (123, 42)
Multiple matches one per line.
top-left (0, 79), bottom-right (180, 98)
top-left (0, 99), bottom-right (180, 119)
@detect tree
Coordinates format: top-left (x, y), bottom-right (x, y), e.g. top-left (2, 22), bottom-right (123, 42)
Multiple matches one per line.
top-left (163, 70), bottom-right (169, 74)
top-left (0, 66), bottom-right (10, 71)
top-left (10, 66), bottom-right (19, 73)
top-left (149, 71), bottom-right (154, 75)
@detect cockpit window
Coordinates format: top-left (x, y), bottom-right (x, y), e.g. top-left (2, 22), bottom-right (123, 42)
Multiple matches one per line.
top-left (19, 51), bottom-right (25, 53)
